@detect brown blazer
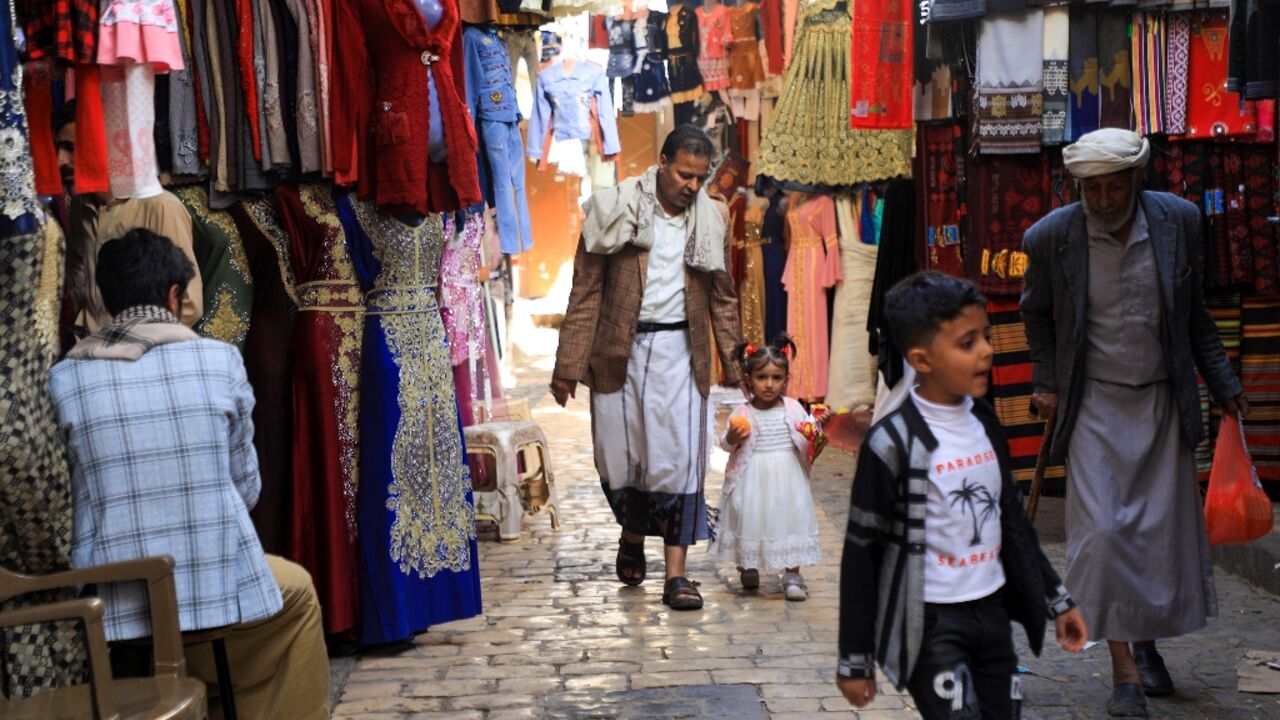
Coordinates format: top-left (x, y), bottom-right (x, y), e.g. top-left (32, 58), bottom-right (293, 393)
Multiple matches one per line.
top-left (553, 202), bottom-right (743, 398)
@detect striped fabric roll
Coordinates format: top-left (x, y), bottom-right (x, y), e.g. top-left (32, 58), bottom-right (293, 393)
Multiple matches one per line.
top-left (1240, 297), bottom-right (1280, 482)
top-left (986, 299), bottom-right (1066, 493)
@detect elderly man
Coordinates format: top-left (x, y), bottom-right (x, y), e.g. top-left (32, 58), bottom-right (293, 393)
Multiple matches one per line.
top-left (49, 229), bottom-right (329, 719)
top-left (551, 125), bottom-right (742, 611)
top-left (1021, 129), bottom-right (1247, 718)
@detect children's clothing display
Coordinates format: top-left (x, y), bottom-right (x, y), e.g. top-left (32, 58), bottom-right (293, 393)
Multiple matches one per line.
top-left (695, 3), bottom-right (733, 92)
top-left (634, 9), bottom-right (671, 112)
top-left (666, 4), bottom-right (704, 103)
top-left (711, 399), bottom-right (821, 571)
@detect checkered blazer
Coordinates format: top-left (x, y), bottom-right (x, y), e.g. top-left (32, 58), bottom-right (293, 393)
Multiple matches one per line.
top-left (49, 339), bottom-right (282, 641)
top-left (554, 198), bottom-right (743, 397)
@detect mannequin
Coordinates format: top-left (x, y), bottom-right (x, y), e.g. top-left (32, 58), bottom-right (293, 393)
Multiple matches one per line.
top-left (413, 0), bottom-right (449, 164)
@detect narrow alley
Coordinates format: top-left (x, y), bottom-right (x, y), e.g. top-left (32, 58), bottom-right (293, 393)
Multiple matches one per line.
top-left (328, 356), bottom-right (1280, 720)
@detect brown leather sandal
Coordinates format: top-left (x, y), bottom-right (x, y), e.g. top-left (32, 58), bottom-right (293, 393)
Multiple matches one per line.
top-left (661, 576), bottom-right (703, 610)
top-left (615, 537), bottom-right (646, 587)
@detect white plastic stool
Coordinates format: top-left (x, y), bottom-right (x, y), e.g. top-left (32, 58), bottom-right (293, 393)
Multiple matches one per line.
top-left (464, 420), bottom-right (562, 542)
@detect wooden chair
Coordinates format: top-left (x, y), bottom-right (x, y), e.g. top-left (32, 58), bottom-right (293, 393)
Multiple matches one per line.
top-left (0, 556), bottom-right (207, 720)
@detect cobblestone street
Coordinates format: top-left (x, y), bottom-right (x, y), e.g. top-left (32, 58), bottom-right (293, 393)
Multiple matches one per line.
top-left (330, 357), bottom-right (1280, 719)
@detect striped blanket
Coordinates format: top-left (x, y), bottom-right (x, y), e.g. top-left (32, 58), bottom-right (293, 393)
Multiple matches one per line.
top-left (987, 299), bottom-right (1066, 493)
top-left (1240, 297), bottom-right (1280, 482)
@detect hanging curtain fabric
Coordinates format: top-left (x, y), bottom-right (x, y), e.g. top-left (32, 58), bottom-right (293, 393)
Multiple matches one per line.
top-left (1165, 12), bottom-right (1191, 135)
top-left (1041, 7), bottom-right (1068, 144)
top-left (976, 9), bottom-right (1044, 155)
top-left (1130, 12), bottom-right (1166, 136)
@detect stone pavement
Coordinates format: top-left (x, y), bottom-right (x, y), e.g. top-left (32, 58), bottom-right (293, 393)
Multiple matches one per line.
top-left (329, 358), bottom-right (1280, 719)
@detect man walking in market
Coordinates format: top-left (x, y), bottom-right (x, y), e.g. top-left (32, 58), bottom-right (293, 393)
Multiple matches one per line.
top-left (550, 124), bottom-right (742, 611)
top-left (1021, 128), bottom-right (1248, 719)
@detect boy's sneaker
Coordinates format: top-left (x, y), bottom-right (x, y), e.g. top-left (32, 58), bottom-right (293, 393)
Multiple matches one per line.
top-left (783, 573), bottom-right (807, 601)
top-left (739, 567), bottom-right (760, 590)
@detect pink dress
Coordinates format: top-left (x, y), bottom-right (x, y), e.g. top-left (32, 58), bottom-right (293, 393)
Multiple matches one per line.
top-left (696, 4), bottom-right (734, 92)
top-left (97, 0), bottom-right (184, 71)
top-left (782, 194), bottom-right (842, 401)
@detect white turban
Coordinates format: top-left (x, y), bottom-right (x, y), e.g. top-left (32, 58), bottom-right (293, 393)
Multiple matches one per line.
top-left (1062, 128), bottom-right (1150, 179)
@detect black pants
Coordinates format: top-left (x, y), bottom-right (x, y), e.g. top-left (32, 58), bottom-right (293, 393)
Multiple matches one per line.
top-left (907, 592), bottom-right (1021, 720)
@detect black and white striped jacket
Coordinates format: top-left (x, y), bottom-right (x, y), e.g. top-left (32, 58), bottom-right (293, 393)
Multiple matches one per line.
top-left (837, 396), bottom-right (1075, 689)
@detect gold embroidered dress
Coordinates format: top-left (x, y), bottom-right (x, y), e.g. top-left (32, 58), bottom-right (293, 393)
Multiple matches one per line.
top-left (755, 0), bottom-right (913, 188)
top-left (337, 195), bottom-right (481, 644)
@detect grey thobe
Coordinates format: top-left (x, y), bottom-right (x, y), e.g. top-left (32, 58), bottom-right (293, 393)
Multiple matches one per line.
top-left (1066, 208), bottom-right (1216, 641)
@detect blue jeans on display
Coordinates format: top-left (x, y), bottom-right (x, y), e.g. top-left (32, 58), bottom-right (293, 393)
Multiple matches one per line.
top-left (478, 118), bottom-right (533, 254)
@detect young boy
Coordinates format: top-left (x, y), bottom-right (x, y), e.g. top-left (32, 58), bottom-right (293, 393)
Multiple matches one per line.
top-left (836, 272), bottom-right (1088, 718)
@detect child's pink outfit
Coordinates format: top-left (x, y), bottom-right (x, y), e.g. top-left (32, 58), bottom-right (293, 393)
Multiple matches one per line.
top-left (711, 397), bottom-right (821, 570)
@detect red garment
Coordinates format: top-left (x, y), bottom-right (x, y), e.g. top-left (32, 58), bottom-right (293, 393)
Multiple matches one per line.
top-left (24, 61), bottom-right (60, 197)
top-left (333, 0), bottom-right (481, 214)
top-left (916, 121), bottom-right (965, 278)
top-left (759, 0), bottom-right (784, 76)
top-left (73, 64), bottom-right (110, 195)
top-left (275, 184), bottom-right (361, 636)
top-left (236, 0), bottom-right (263, 161)
top-left (589, 14), bottom-right (609, 49)
top-left (1185, 11), bottom-right (1258, 139)
top-left (184, 0), bottom-right (211, 163)
top-left (18, 0), bottom-right (97, 63)
top-left (850, 0), bottom-right (912, 129)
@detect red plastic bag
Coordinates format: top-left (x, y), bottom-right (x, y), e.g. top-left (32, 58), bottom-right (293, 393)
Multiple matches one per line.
top-left (1204, 414), bottom-right (1275, 546)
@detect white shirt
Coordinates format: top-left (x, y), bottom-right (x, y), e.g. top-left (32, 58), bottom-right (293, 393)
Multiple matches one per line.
top-left (913, 389), bottom-right (1007, 604)
top-left (639, 207), bottom-right (688, 323)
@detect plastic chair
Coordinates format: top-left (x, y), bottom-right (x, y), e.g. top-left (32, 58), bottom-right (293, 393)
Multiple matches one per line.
top-left (0, 556), bottom-right (207, 720)
top-left (465, 419), bottom-right (563, 542)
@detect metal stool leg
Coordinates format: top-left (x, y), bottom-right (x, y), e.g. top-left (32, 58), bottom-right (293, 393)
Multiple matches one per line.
top-left (212, 637), bottom-right (238, 720)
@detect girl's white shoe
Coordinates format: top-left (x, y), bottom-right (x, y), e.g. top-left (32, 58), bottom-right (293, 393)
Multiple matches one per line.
top-left (783, 572), bottom-right (807, 601)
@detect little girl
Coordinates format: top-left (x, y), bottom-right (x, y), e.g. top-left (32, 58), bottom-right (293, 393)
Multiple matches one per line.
top-left (711, 337), bottom-right (826, 600)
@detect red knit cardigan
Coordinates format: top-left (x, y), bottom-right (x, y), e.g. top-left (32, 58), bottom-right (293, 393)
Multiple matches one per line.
top-left (333, 0), bottom-right (481, 214)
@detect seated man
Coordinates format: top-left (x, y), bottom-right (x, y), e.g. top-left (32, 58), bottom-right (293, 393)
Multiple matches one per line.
top-left (48, 228), bottom-right (329, 720)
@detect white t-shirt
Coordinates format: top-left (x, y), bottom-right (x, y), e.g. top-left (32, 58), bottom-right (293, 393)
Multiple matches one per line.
top-left (639, 207), bottom-right (689, 323)
top-left (913, 389), bottom-right (1007, 604)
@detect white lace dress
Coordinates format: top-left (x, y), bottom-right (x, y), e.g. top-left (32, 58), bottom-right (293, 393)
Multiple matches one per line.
top-left (711, 406), bottom-right (821, 570)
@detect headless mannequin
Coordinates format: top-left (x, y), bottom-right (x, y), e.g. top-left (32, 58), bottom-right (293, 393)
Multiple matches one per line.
top-left (397, 0), bottom-right (448, 226)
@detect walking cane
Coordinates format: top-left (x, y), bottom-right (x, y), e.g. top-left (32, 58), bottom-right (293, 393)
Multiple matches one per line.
top-left (1026, 413), bottom-right (1056, 524)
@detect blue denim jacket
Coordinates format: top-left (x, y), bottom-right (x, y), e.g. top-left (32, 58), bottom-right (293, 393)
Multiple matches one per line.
top-left (526, 60), bottom-right (621, 161)
top-left (463, 26), bottom-right (520, 123)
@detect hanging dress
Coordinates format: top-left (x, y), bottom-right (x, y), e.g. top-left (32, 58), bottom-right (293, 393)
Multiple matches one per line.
top-left (755, 0), bottom-right (912, 190)
top-left (666, 4), bottom-right (704, 104)
top-left (634, 10), bottom-right (671, 113)
top-left (728, 2), bottom-right (765, 120)
top-left (781, 194), bottom-right (842, 401)
top-left (338, 197), bottom-right (482, 645)
top-left (696, 3), bottom-right (733, 92)
top-left (276, 184), bottom-right (363, 637)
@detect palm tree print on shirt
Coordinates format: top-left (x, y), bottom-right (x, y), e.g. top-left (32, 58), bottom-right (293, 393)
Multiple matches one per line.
top-left (949, 479), bottom-right (999, 547)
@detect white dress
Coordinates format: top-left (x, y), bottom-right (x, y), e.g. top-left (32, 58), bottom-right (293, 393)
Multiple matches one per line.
top-left (711, 406), bottom-right (821, 570)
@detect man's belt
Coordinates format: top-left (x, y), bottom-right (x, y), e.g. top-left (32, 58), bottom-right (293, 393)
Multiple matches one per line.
top-left (636, 320), bottom-right (689, 333)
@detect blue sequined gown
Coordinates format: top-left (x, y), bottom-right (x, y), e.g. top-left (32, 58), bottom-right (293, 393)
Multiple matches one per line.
top-left (338, 195), bottom-right (482, 644)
